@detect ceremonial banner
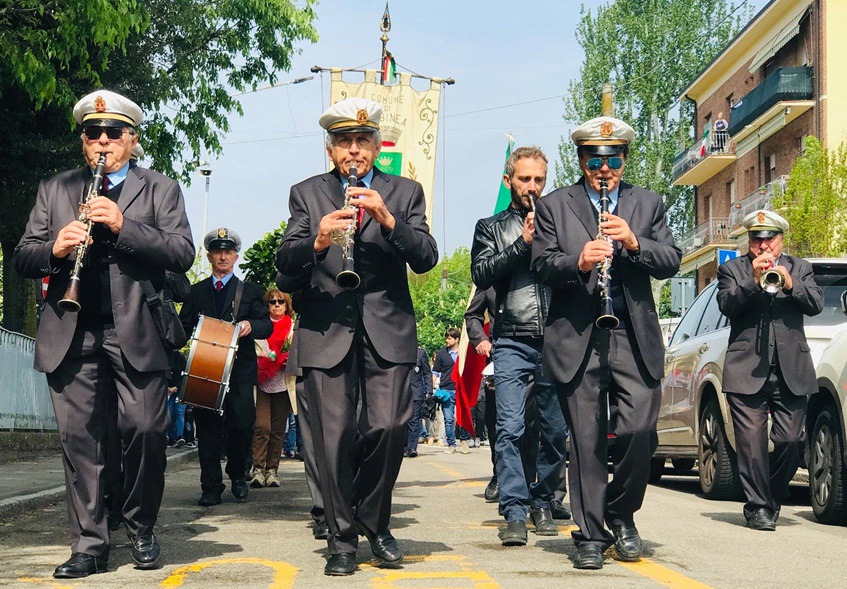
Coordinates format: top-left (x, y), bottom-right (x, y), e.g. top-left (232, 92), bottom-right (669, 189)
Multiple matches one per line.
top-left (330, 69), bottom-right (442, 224)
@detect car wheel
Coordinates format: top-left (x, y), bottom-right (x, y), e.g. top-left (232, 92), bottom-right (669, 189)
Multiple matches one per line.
top-left (809, 407), bottom-right (847, 525)
top-left (648, 457), bottom-right (665, 484)
top-left (698, 398), bottom-right (742, 500)
top-left (672, 458), bottom-right (696, 472)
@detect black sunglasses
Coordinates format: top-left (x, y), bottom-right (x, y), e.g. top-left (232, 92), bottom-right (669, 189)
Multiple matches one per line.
top-left (83, 126), bottom-right (128, 141)
top-left (586, 156), bottom-right (624, 171)
top-left (268, 299), bottom-right (286, 305)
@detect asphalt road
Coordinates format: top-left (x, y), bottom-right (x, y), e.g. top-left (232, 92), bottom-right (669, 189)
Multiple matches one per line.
top-left (1, 443), bottom-right (845, 588)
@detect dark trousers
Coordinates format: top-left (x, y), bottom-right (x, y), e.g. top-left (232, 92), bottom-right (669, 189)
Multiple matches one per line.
top-left (46, 328), bottom-right (168, 558)
top-left (253, 388), bottom-right (292, 472)
top-left (485, 382), bottom-right (497, 474)
top-left (473, 383), bottom-right (488, 440)
top-left (195, 381), bottom-right (256, 494)
top-left (405, 393), bottom-right (425, 452)
top-left (557, 327), bottom-right (660, 548)
top-left (727, 366), bottom-right (805, 517)
top-left (300, 330), bottom-right (413, 554)
top-left (295, 379), bottom-right (325, 526)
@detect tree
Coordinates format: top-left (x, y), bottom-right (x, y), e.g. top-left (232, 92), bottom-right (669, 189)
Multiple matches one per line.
top-left (772, 137), bottom-right (847, 258)
top-left (409, 248), bottom-right (473, 356)
top-left (1, 0), bottom-right (318, 333)
top-left (242, 222), bottom-right (288, 289)
top-left (555, 0), bottom-right (748, 236)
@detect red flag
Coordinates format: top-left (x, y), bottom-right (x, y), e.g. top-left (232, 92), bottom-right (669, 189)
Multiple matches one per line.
top-left (453, 286), bottom-right (490, 436)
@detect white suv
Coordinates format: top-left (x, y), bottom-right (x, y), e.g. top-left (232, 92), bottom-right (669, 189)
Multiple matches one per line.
top-left (653, 259), bottom-right (847, 504)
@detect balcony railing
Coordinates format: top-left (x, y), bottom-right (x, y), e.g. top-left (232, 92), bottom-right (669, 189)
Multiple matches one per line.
top-left (729, 176), bottom-right (789, 229)
top-left (727, 67), bottom-right (813, 137)
top-left (679, 217), bottom-right (731, 254)
top-left (672, 132), bottom-right (735, 181)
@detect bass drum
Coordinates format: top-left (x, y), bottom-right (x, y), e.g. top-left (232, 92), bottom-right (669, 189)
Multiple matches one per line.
top-left (178, 315), bottom-right (241, 414)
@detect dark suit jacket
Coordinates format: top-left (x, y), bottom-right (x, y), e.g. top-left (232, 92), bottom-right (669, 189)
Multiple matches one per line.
top-left (717, 254), bottom-right (823, 396)
top-left (465, 286), bottom-right (496, 348)
top-left (14, 165), bottom-right (194, 373)
top-left (276, 168), bottom-right (438, 369)
top-left (411, 347), bottom-right (434, 400)
top-left (531, 178), bottom-right (681, 384)
top-left (179, 276), bottom-right (273, 384)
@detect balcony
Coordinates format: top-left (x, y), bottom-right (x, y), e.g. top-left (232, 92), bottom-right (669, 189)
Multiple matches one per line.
top-left (679, 217), bottom-right (732, 255)
top-left (729, 176), bottom-right (789, 232)
top-left (672, 132), bottom-right (735, 186)
top-left (728, 67), bottom-right (814, 145)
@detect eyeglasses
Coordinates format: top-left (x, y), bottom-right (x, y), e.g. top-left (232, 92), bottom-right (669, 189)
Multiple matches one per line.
top-left (268, 299), bottom-right (286, 306)
top-left (586, 156), bottom-right (624, 171)
top-left (334, 134), bottom-right (375, 149)
top-left (83, 126), bottom-right (130, 141)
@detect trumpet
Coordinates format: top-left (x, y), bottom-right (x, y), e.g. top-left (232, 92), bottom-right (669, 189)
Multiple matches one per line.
top-left (760, 261), bottom-right (785, 295)
top-left (330, 165), bottom-right (361, 290)
top-left (595, 178), bottom-right (619, 329)
top-left (58, 152), bottom-right (108, 313)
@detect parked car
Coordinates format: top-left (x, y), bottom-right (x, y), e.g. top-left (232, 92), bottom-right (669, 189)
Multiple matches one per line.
top-left (807, 289), bottom-right (847, 525)
top-left (652, 259), bottom-right (847, 503)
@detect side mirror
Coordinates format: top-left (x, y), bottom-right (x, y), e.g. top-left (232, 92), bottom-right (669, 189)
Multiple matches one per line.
top-left (840, 290), bottom-right (847, 315)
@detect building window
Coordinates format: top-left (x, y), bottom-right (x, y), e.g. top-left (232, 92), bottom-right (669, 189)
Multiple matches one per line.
top-left (727, 179), bottom-right (735, 204)
top-left (766, 154), bottom-right (776, 183)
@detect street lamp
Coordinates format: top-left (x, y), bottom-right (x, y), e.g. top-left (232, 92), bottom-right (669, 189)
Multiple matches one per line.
top-left (228, 75), bottom-right (314, 97)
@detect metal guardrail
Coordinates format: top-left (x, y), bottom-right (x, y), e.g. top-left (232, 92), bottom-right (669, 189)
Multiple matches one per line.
top-left (672, 132), bottom-right (734, 181)
top-left (0, 327), bottom-right (55, 431)
top-left (679, 217), bottom-right (731, 254)
top-left (729, 176), bottom-right (788, 229)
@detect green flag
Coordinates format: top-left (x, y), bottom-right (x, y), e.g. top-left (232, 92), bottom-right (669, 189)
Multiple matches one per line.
top-left (493, 138), bottom-right (515, 213)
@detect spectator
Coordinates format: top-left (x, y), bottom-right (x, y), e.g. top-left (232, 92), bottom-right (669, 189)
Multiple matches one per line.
top-left (433, 327), bottom-right (469, 454)
top-left (712, 112), bottom-right (729, 153)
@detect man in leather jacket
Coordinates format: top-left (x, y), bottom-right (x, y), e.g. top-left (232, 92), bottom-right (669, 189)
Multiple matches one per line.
top-left (471, 146), bottom-right (568, 547)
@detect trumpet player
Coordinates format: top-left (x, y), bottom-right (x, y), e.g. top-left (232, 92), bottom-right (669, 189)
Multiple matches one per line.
top-left (717, 209), bottom-right (822, 531)
top-left (276, 97), bottom-right (437, 576)
top-left (531, 117), bottom-right (680, 569)
top-left (14, 90), bottom-right (194, 577)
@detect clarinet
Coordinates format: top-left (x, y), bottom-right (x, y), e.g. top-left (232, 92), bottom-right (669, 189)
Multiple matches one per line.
top-left (330, 165), bottom-right (362, 290)
top-left (595, 178), bottom-right (619, 329)
top-left (58, 152), bottom-right (108, 313)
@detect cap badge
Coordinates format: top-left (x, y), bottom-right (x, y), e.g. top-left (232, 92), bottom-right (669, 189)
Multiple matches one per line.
top-left (356, 109), bottom-right (369, 124)
top-left (218, 228), bottom-right (227, 238)
top-left (600, 121), bottom-right (613, 138)
top-left (94, 96), bottom-right (106, 113)
top-left (757, 211), bottom-right (765, 224)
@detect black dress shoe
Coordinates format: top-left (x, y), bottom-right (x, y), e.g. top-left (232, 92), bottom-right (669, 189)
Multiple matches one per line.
top-left (356, 521), bottom-right (403, 563)
top-left (231, 479), bottom-right (249, 501)
top-left (573, 544), bottom-right (604, 570)
top-left (53, 553), bottom-right (108, 578)
top-left (128, 531), bottom-right (162, 569)
top-left (498, 519), bottom-right (527, 546)
top-left (313, 519), bottom-right (329, 540)
top-left (108, 509), bottom-right (123, 532)
top-left (197, 491), bottom-right (222, 506)
top-left (483, 476), bottom-right (499, 502)
top-left (408, 450), bottom-right (418, 458)
top-left (550, 500), bottom-right (572, 520)
top-left (746, 507), bottom-right (777, 531)
top-left (324, 552), bottom-right (356, 576)
top-left (611, 523), bottom-right (643, 561)
top-left (530, 507), bottom-right (559, 536)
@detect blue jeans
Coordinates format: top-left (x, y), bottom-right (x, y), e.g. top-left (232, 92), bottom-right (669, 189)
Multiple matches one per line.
top-left (492, 336), bottom-right (566, 522)
top-left (168, 394), bottom-right (186, 442)
top-left (438, 390), bottom-right (457, 447)
top-left (283, 412), bottom-right (296, 453)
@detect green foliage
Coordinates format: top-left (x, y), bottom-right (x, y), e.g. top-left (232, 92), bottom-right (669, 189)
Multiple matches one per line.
top-left (556, 0), bottom-right (748, 236)
top-left (773, 138), bottom-right (847, 258)
top-left (241, 222), bottom-right (288, 288)
top-left (409, 248), bottom-right (473, 356)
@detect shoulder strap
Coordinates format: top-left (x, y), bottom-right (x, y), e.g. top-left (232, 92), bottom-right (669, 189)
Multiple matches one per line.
top-left (231, 279), bottom-right (245, 321)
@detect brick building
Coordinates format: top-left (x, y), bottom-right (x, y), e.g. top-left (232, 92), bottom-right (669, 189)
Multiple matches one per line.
top-left (673, 0), bottom-right (847, 291)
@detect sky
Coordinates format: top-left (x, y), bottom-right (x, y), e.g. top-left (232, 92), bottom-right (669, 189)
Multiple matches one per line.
top-left (173, 0), bottom-right (769, 276)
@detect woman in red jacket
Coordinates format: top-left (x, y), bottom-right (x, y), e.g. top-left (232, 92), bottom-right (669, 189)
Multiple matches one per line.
top-left (250, 288), bottom-right (294, 487)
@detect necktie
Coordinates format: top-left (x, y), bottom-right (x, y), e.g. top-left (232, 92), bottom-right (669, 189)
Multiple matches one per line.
top-left (101, 176), bottom-right (111, 195)
top-left (357, 207), bottom-right (365, 231)
top-left (215, 280), bottom-right (223, 292)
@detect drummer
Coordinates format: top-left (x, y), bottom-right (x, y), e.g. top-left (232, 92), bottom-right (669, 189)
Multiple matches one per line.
top-left (179, 227), bottom-right (273, 506)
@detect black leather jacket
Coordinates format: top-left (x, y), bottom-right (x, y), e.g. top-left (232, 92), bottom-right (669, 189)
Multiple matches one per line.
top-left (471, 206), bottom-right (550, 338)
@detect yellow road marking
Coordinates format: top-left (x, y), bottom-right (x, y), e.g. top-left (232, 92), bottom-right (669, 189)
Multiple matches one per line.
top-left (363, 554), bottom-right (500, 589)
top-left (16, 578), bottom-right (72, 589)
top-left (616, 558), bottom-right (713, 589)
top-left (160, 557), bottom-right (298, 588)
top-left (423, 460), bottom-right (466, 479)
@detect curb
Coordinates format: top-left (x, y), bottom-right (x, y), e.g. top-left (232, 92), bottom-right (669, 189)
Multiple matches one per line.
top-left (0, 447), bottom-right (198, 520)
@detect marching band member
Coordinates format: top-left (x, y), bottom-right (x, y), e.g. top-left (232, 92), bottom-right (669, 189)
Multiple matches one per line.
top-left (531, 117), bottom-right (680, 569)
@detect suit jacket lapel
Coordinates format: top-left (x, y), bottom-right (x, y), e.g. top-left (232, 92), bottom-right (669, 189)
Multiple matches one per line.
top-left (567, 178), bottom-right (598, 239)
top-left (616, 182), bottom-right (638, 228)
top-left (67, 168), bottom-right (90, 217)
top-left (118, 166), bottom-right (145, 212)
top-left (363, 169), bottom-right (390, 234)
top-left (318, 171), bottom-right (346, 211)
top-left (220, 276), bottom-right (239, 321)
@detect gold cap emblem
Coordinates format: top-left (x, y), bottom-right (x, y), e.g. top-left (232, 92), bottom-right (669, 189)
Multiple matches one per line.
top-left (356, 109), bottom-right (369, 124)
top-left (218, 228), bottom-right (227, 238)
top-left (600, 121), bottom-right (613, 138)
top-left (94, 96), bottom-right (106, 113)
top-left (757, 211), bottom-right (765, 224)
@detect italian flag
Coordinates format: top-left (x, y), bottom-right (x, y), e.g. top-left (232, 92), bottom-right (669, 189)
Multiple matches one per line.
top-left (382, 51), bottom-right (396, 86)
top-left (453, 136), bottom-right (515, 435)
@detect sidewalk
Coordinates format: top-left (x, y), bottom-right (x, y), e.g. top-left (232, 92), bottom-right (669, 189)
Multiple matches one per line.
top-left (0, 446), bottom-right (197, 520)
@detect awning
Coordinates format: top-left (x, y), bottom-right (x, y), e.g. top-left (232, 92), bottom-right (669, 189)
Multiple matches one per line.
top-left (749, 11), bottom-right (805, 73)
